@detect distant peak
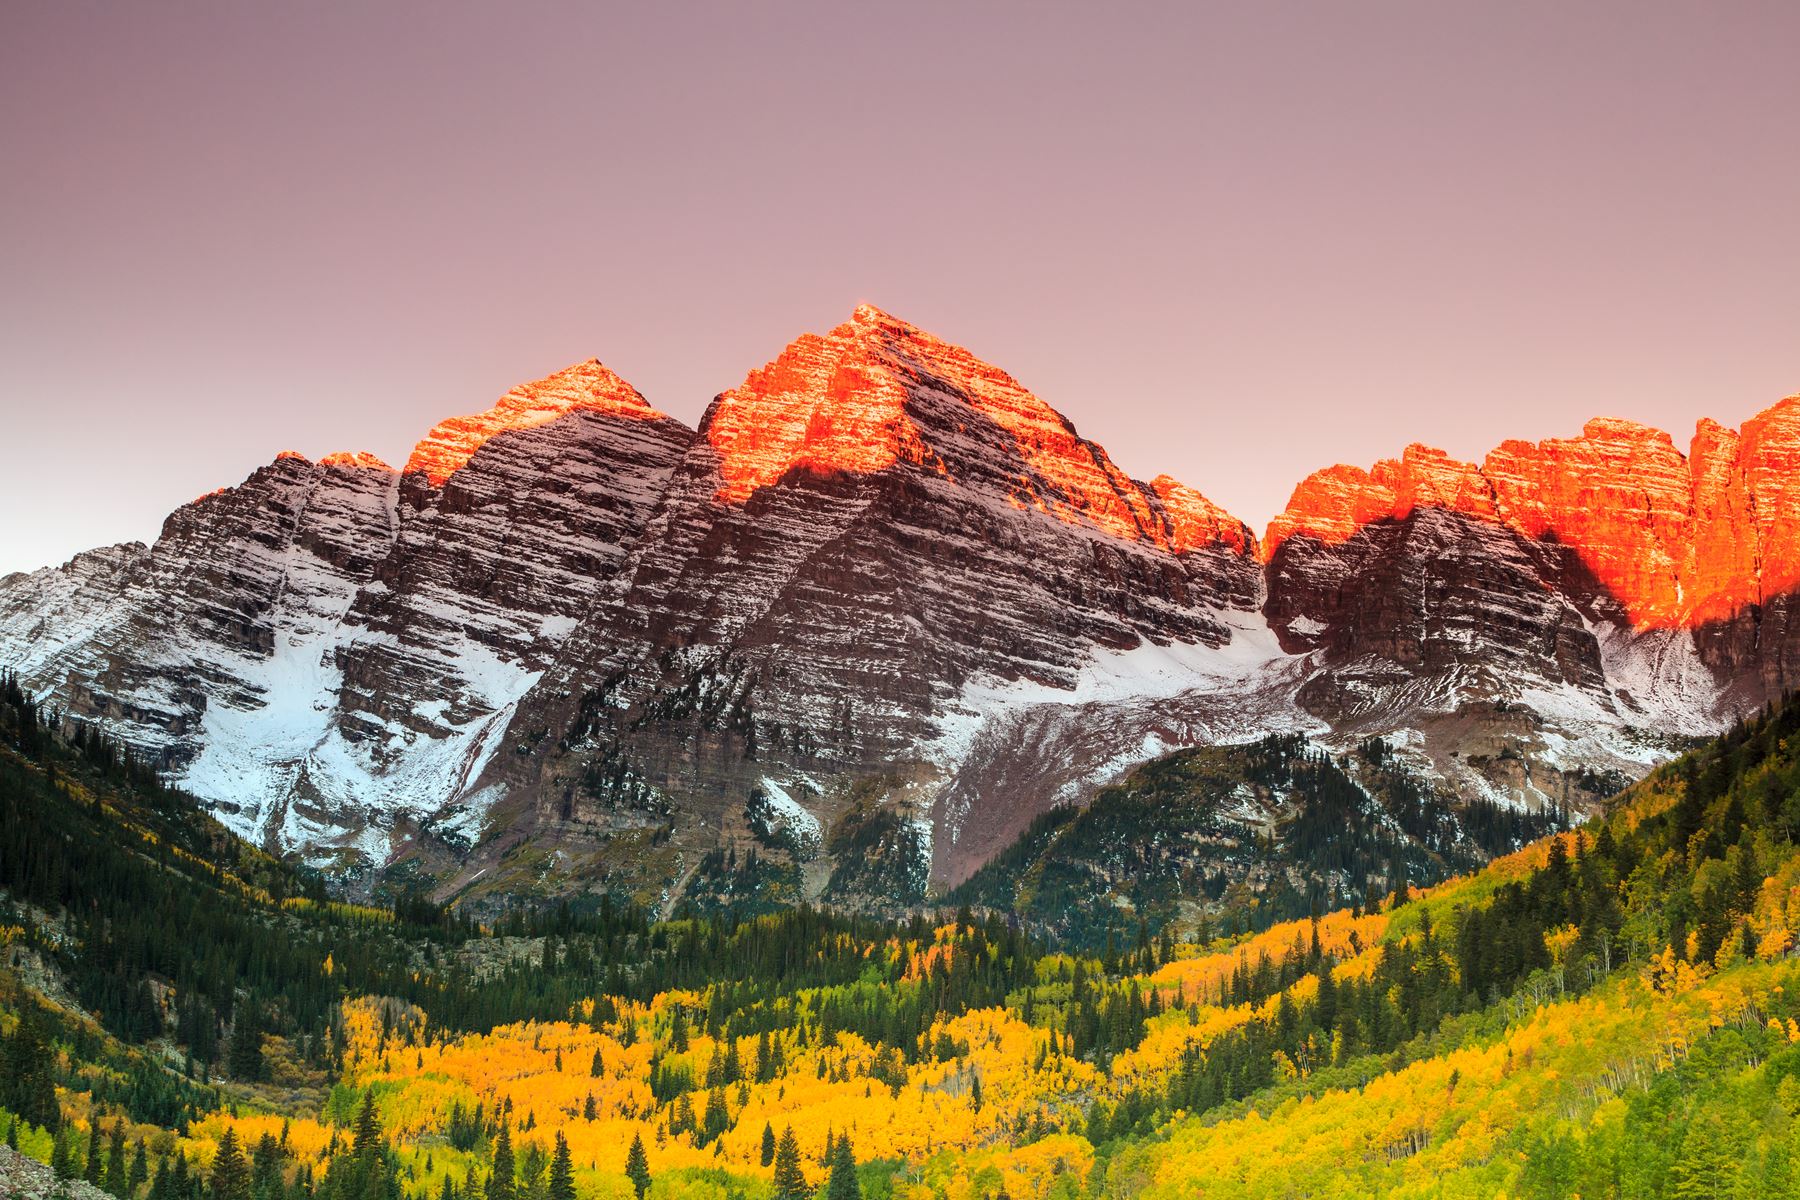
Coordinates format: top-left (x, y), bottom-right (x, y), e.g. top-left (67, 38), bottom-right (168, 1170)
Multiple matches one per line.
top-left (405, 359), bottom-right (666, 485)
top-left (319, 451), bottom-right (393, 471)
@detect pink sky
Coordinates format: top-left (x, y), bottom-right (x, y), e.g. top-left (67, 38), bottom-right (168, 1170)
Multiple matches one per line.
top-left (3, 1), bottom-right (1798, 576)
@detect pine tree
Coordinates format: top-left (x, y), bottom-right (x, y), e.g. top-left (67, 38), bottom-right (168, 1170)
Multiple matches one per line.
top-left (760, 1123), bottom-right (776, 1168)
top-left (86, 1121), bottom-right (105, 1185)
top-left (486, 1126), bottom-right (514, 1200)
top-left (546, 1134), bottom-right (574, 1200)
top-left (106, 1121), bottom-right (129, 1197)
top-left (700, 1085), bottom-right (729, 1145)
top-left (826, 1133), bottom-right (860, 1200)
top-left (1, 1006), bottom-right (59, 1131)
top-left (129, 1139), bottom-right (150, 1196)
top-left (624, 1133), bottom-right (650, 1200)
top-left (353, 1092), bottom-right (383, 1156)
top-left (227, 1010), bottom-right (265, 1082)
top-left (589, 1049), bottom-right (603, 1078)
top-left (771, 1127), bottom-right (807, 1200)
top-left (249, 1134), bottom-right (280, 1200)
top-left (52, 1126), bottom-right (74, 1180)
top-left (211, 1130), bottom-right (250, 1200)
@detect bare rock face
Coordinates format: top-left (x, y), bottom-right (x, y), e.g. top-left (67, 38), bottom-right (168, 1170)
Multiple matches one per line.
top-left (0, 452), bottom-right (403, 847)
top-left (0, 362), bottom-right (691, 868)
top-left (2, 306), bottom-right (1797, 908)
top-left (481, 305), bottom-right (1266, 897)
top-left (1263, 400), bottom-right (1800, 817)
top-left (321, 362), bottom-right (693, 859)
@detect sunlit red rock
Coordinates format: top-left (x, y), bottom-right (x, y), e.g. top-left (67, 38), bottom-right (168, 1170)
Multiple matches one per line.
top-left (706, 303), bottom-right (1248, 555)
top-left (1266, 396), bottom-right (1800, 630)
top-left (1147, 475), bottom-right (1255, 556)
top-left (1263, 445), bottom-right (1495, 559)
top-left (404, 359), bottom-right (665, 485)
top-left (4, 298), bottom-right (1793, 898)
top-left (319, 450), bottom-right (393, 470)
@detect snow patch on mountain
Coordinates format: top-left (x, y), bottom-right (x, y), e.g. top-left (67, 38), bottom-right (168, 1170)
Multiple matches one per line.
top-left (760, 778), bottom-right (822, 845)
top-left (927, 606), bottom-right (1302, 770)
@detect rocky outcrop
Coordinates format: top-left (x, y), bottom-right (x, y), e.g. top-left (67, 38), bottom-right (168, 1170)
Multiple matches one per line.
top-left (1266, 401), bottom-right (1800, 648)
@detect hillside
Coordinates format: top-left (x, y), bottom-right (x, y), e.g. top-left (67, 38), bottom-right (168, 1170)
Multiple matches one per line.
top-left (6, 667), bottom-right (1800, 1196)
top-left (948, 732), bottom-right (1573, 947)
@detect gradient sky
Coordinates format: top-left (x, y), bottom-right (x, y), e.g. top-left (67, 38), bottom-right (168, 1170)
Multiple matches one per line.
top-left (4, 2), bottom-right (1799, 576)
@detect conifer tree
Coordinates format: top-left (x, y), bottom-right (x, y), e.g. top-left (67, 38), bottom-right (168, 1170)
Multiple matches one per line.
top-left (1, 1006), bottom-right (59, 1131)
top-left (86, 1121), bottom-right (105, 1185)
top-left (771, 1127), bottom-right (807, 1200)
top-left (624, 1133), bottom-right (650, 1200)
top-left (211, 1130), bottom-right (250, 1200)
top-left (700, 1085), bottom-right (729, 1145)
top-left (826, 1134), bottom-right (860, 1200)
top-left (106, 1121), bottom-right (129, 1197)
top-left (760, 1123), bottom-right (776, 1168)
top-left (227, 1010), bottom-right (265, 1082)
top-left (353, 1093), bottom-right (383, 1157)
top-left (543, 1134), bottom-right (573, 1200)
top-left (52, 1126), bottom-right (74, 1180)
top-left (249, 1133), bottom-right (281, 1200)
top-left (486, 1126), bottom-right (514, 1200)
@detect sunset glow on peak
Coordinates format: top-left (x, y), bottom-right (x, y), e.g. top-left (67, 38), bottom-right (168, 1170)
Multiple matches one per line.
top-left (1265, 394), bottom-right (1800, 630)
top-left (404, 358), bottom-right (664, 486)
top-left (318, 451), bottom-right (393, 471)
top-left (701, 306), bottom-right (1250, 556)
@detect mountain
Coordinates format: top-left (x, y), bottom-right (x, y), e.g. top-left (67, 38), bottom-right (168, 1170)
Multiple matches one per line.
top-left (1, 306), bottom-right (1796, 909)
top-left (1264, 410), bottom-right (1800, 820)
top-left (471, 304), bottom-right (1272, 903)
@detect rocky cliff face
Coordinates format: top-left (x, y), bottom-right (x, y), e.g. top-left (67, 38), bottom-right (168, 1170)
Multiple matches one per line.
top-left (1263, 405), bottom-right (1800, 816)
top-left (1, 308), bottom-right (1795, 908)
top-left (0, 363), bottom-right (690, 868)
top-left (475, 305), bottom-right (1268, 898)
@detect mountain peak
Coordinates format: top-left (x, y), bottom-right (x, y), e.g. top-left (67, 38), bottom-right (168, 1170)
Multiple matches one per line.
top-left (700, 308), bottom-right (1249, 555)
top-left (405, 359), bottom-right (665, 485)
top-left (319, 451), bottom-right (393, 471)
top-left (849, 301), bottom-right (911, 331)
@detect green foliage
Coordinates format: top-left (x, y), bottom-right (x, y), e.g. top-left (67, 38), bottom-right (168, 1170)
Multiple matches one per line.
top-left (625, 1133), bottom-right (651, 1200)
top-left (771, 1126), bottom-right (806, 1200)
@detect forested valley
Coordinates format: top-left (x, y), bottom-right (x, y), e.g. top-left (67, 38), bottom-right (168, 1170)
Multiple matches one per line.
top-left (6, 669), bottom-right (1800, 1199)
